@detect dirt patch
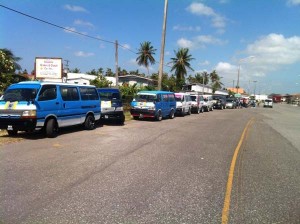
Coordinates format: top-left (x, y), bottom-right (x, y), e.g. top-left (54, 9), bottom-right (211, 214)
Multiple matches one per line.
top-left (0, 130), bottom-right (24, 146)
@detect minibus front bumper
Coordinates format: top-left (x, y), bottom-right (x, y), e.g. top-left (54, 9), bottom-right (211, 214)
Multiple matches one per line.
top-left (100, 111), bottom-right (125, 120)
top-left (0, 118), bottom-right (37, 131)
top-left (130, 108), bottom-right (156, 118)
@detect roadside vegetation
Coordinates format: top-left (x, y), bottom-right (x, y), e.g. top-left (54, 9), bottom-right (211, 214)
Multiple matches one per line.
top-left (0, 43), bottom-right (225, 97)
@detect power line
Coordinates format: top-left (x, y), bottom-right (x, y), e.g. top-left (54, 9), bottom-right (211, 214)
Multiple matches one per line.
top-left (0, 4), bottom-right (140, 55)
top-left (0, 4), bottom-right (172, 70)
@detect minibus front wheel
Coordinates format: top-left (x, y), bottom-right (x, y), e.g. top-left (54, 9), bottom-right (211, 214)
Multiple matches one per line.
top-left (7, 129), bottom-right (18, 136)
top-left (45, 118), bottom-right (58, 138)
top-left (156, 110), bottom-right (162, 121)
top-left (84, 114), bottom-right (95, 130)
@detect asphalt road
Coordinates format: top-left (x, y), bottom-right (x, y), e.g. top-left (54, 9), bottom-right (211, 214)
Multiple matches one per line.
top-left (0, 104), bottom-right (299, 224)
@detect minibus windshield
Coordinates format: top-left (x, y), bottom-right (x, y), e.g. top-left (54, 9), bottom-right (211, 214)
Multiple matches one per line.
top-left (190, 96), bottom-right (197, 101)
top-left (1, 88), bottom-right (38, 102)
top-left (135, 94), bottom-right (157, 102)
top-left (175, 96), bottom-right (182, 102)
top-left (99, 92), bottom-right (120, 101)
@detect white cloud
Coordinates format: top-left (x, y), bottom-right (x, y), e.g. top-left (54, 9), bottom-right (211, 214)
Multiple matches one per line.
top-left (287, 0), bottom-right (300, 6)
top-left (173, 25), bottom-right (201, 32)
top-left (246, 33), bottom-right (300, 70)
top-left (199, 60), bottom-right (210, 66)
top-left (186, 2), bottom-right (226, 31)
top-left (75, 51), bottom-right (94, 57)
top-left (177, 38), bottom-right (194, 48)
top-left (196, 35), bottom-right (225, 45)
top-left (63, 4), bottom-right (88, 13)
top-left (120, 43), bottom-right (131, 50)
top-left (74, 19), bottom-right (94, 28)
top-left (215, 33), bottom-right (300, 84)
top-left (177, 35), bottom-right (226, 49)
top-left (64, 27), bottom-right (77, 33)
top-left (186, 2), bottom-right (216, 16)
top-left (215, 62), bottom-right (237, 77)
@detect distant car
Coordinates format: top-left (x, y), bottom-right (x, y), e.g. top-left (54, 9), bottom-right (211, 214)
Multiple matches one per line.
top-left (190, 93), bottom-right (204, 114)
top-left (212, 95), bottom-right (226, 110)
top-left (264, 99), bottom-right (273, 108)
top-left (249, 100), bottom-right (256, 107)
top-left (175, 92), bottom-right (192, 116)
top-left (203, 95), bottom-right (214, 112)
top-left (226, 98), bottom-right (237, 109)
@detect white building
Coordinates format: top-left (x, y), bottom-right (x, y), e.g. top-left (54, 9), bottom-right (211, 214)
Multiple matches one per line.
top-left (66, 73), bottom-right (97, 85)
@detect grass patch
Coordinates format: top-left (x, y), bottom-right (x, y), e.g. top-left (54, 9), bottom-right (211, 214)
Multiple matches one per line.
top-left (124, 110), bottom-right (132, 121)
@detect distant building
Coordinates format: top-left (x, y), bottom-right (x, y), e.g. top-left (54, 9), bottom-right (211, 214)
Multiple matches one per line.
top-left (182, 83), bottom-right (213, 94)
top-left (226, 87), bottom-right (246, 94)
top-left (67, 73), bottom-right (97, 85)
top-left (118, 75), bottom-right (155, 87)
top-left (182, 83), bottom-right (228, 95)
top-left (64, 73), bottom-right (155, 87)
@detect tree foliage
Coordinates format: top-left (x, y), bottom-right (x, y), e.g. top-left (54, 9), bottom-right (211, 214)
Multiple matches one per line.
top-left (0, 49), bottom-right (25, 93)
top-left (170, 48), bottom-right (194, 87)
top-left (0, 49), bottom-right (21, 74)
top-left (90, 75), bottom-right (112, 88)
top-left (136, 41), bottom-right (156, 75)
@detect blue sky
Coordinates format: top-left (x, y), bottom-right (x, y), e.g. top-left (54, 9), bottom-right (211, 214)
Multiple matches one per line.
top-left (1, 0), bottom-right (300, 94)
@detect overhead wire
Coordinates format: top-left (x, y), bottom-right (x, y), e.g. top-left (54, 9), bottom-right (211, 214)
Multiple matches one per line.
top-left (0, 4), bottom-right (173, 69)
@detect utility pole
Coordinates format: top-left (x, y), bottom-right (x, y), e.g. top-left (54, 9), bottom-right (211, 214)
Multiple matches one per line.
top-left (158, 0), bottom-right (168, 90)
top-left (115, 40), bottom-right (119, 88)
top-left (202, 74), bottom-right (205, 95)
top-left (63, 59), bottom-right (70, 83)
top-left (64, 59), bottom-right (70, 70)
top-left (253, 80), bottom-right (257, 98)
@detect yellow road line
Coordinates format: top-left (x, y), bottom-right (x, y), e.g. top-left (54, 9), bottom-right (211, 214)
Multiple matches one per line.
top-left (222, 118), bottom-right (254, 224)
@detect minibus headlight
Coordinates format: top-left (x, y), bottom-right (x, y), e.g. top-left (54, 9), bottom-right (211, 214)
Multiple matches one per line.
top-left (21, 110), bottom-right (36, 118)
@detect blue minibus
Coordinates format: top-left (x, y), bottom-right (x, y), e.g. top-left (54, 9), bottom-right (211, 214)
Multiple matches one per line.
top-left (130, 91), bottom-right (176, 121)
top-left (0, 81), bottom-right (101, 137)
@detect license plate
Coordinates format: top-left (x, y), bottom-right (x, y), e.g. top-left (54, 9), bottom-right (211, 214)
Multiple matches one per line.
top-left (7, 125), bottom-right (13, 130)
top-left (105, 115), bottom-right (108, 119)
top-left (139, 114), bottom-right (144, 118)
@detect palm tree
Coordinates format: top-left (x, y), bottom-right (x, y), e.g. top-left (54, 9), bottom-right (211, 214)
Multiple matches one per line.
top-left (136, 41), bottom-right (156, 75)
top-left (0, 48), bottom-right (22, 73)
top-left (170, 48), bottom-right (194, 86)
top-left (202, 71), bottom-right (209, 85)
top-left (209, 70), bottom-right (223, 93)
top-left (70, 68), bottom-right (80, 73)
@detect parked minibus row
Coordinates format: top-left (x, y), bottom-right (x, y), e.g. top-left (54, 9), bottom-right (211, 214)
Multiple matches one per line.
top-left (0, 81), bottom-right (235, 138)
top-left (130, 91), bottom-right (222, 121)
top-left (0, 81), bottom-right (126, 138)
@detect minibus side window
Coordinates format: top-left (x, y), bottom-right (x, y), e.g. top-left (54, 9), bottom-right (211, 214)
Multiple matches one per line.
top-left (156, 94), bottom-right (161, 102)
top-left (38, 85), bottom-right (57, 101)
top-left (60, 87), bottom-right (79, 101)
top-left (169, 94), bottom-right (175, 102)
top-left (163, 94), bottom-right (168, 102)
top-left (80, 87), bottom-right (99, 101)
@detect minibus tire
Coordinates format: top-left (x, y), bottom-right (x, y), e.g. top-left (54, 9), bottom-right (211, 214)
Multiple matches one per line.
top-left (46, 118), bottom-right (58, 138)
top-left (7, 129), bottom-right (18, 136)
top-left (169, 109), bottom-right (175, 119)
top-left (156, 111), bottom-right (162, 121)
top-left (84, 114), bottom-right (95, 130)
